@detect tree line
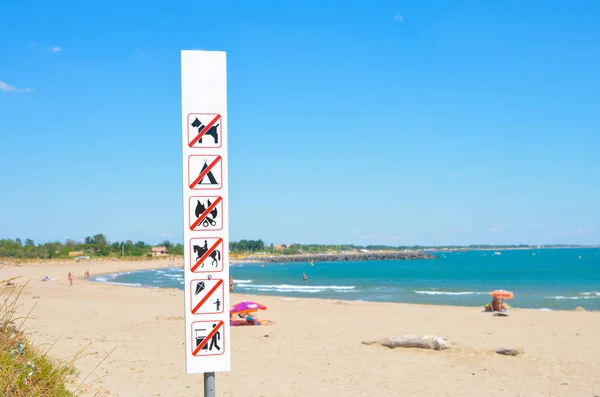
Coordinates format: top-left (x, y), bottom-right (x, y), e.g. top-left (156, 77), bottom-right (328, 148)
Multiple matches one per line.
top-left (1, 235), bottom-right (565, 260)
top-left (0, 234), bottom-right (184, 259)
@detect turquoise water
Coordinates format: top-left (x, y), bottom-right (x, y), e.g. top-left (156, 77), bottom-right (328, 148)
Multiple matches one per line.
top-left (92, 248), bottom-right (600, 310)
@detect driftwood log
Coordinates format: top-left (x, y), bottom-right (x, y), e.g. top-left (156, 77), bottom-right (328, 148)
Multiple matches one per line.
top-left (362, 335), bottom-right (452, 351)
top-left (495, 348), bottom-right (521, 356)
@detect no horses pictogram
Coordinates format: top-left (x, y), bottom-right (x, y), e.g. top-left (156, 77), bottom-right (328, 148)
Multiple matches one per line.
top-left (190, 237), bottom-right (224, 272)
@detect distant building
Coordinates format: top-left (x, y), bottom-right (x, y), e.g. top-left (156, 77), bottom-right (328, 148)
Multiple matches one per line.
top-left (152, 246), bottom-right (169, 257)
top-left (360, 249), bottom-right (369, 253)
top-left (68, 251), bottom-right (85, 257)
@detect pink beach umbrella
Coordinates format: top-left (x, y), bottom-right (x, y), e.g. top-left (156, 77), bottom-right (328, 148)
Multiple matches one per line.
top-left (230, 301), bottom-right (267, 314)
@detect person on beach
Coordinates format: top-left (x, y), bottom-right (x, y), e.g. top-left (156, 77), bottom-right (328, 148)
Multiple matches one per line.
top-left (84, 270), bottom-right (90, 280)
top-left (229, 276), bottom-right (234, 293)
top-left (68, 272), bottom-right (74, 286)
top-left (485, 296), bottom-right (508, 312)
top-left (246, 311), bottom-right (260, 325)
top-left (492, 296), bottom-right (508, 312)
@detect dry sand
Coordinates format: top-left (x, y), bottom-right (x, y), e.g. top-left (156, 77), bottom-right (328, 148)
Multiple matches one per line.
top-left (2, 259), bottom-right (600, 397)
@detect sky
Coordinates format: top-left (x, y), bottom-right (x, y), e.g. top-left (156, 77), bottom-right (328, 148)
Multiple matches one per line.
top-left (1, 0), bottom-right (599, 246)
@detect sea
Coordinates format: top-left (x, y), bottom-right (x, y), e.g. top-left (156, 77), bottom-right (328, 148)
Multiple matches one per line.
top-left (91, 248), bottom-right (600, 311)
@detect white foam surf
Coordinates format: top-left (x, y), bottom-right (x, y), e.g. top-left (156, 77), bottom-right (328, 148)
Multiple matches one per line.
top-left (413, 290), bottom-right (485, 296)
top-left (544, 295), bottom-right (598, 300)
top-left (237, 284), bottom-right (356, 293)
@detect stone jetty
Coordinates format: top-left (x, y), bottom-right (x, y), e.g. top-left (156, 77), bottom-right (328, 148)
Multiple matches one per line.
top-left (256, 251), bottom-right (437, 263)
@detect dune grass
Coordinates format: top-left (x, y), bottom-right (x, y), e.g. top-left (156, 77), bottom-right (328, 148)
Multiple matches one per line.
top-left (1, 277), bottom-right (77, 396)
top-left (0, 272), bottom-right (118, 397)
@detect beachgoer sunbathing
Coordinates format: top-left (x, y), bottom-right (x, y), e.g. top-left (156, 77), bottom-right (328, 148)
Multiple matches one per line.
top-left (246, 312), bottom-right (260, 325)
top-left (491, 296), bottom-right (508, 312)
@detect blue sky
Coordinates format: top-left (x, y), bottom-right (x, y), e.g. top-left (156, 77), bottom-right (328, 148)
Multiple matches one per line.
top-left (1, 0), bottom-right (599, 246)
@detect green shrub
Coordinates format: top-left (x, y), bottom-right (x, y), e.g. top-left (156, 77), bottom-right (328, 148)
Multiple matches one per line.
top-left (1, 279), bottom-right (75, 396)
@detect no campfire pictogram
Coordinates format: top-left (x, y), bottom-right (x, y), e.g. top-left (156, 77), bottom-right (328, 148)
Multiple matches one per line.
top-left (191, 278), bottom-right (224, 314)
top-left (188, 155), bottom-right (222, 190)
top-left (192, 320), bottom-right (225, 357)
top-left (191, 238), bottom-right (223, 272)
top-left (189, 196), bottom-right (223, 230)
top-left (188, 113), bottom-right (222, 148)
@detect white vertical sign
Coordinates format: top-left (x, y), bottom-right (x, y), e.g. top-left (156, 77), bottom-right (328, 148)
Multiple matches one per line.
top-left (181, 50), bottom-right (230, 374)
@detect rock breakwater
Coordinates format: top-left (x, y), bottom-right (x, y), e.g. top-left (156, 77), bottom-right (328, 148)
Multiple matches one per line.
top-left (257, 251), bottom-right (437, 263)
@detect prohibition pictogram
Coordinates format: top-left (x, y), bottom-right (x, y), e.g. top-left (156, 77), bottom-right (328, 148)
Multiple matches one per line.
top-left (188, 155), bottom-right (222, 190)
top-left (188, 113), bottom-right (222, 148)
top-left (192, 320), bottom-right (225, 356)
top-left (191, 237), bottom-right (223, 272)
top-left (191, 278), bottom-right (224, 314)
top-left (189, 196), bottom-right (223, 230)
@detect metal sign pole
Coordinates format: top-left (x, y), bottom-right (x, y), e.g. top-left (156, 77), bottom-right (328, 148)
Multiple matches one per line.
top-left (204, 372), bottom-right (215, 397)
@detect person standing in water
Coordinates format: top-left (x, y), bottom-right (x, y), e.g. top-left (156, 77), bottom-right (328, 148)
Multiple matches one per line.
top-left (302, 273), bottom-right (307, 281)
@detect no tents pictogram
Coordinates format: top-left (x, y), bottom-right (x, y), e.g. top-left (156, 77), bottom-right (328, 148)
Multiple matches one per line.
top-left (188, 155), bottom-right (222, 190)
top-left (192, 320), bottom-right (225, 356)
top-left (190, 196), bottom-right (223, 230)
top-left (191, 278), bottom-right (224, 314)
top-left (191, 238), bottom-right (223, 272)
top-left (188, 113), bottom-right (222, 148)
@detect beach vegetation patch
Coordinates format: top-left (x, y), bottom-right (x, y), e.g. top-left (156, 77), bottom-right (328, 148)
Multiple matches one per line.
top-left (0, 278), bottom-right (97, 396)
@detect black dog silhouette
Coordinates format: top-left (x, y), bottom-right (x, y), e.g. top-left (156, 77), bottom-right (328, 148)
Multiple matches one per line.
top-left (191, 118), bottom-right (219, 144)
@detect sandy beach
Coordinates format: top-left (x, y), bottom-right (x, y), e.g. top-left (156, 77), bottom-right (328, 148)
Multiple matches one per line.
top-left (2, 259), bottom-right (600, 397)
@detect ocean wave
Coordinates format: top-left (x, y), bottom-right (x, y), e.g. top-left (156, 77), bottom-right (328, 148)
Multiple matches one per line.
top-left (581, 292), bottom-right (600, 296)
top-left (234, 279), bottom-right (252, 284)
top-left (413, 290), bottom-right (485, 296)
top-left (163, 273), bottom-right (184, 279)
top-left (238, 284), bottom-right (356, 293)
top-left (103, 281), bottom-right (146, 288)
top-left (544, 295), bottom-right (598, 300)
top-left (92, 271), bottom-right (135, 282)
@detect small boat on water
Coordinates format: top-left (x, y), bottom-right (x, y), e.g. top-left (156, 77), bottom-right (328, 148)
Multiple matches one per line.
top-left (494, 252), bottom-right (501, 255)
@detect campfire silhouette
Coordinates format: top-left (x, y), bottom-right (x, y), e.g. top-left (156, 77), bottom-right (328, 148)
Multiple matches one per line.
top-left (195, 199), bottom-right (218, 227)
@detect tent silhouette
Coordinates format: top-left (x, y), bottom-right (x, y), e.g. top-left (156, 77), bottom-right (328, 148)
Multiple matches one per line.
top-left (197, 161), bottom-right (218, 185)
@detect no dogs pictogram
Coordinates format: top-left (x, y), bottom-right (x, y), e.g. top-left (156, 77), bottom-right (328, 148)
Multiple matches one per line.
top-left (188, 113), bottom-right (222, 148)
top-left (188, 155), bottom-right (222, 190)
